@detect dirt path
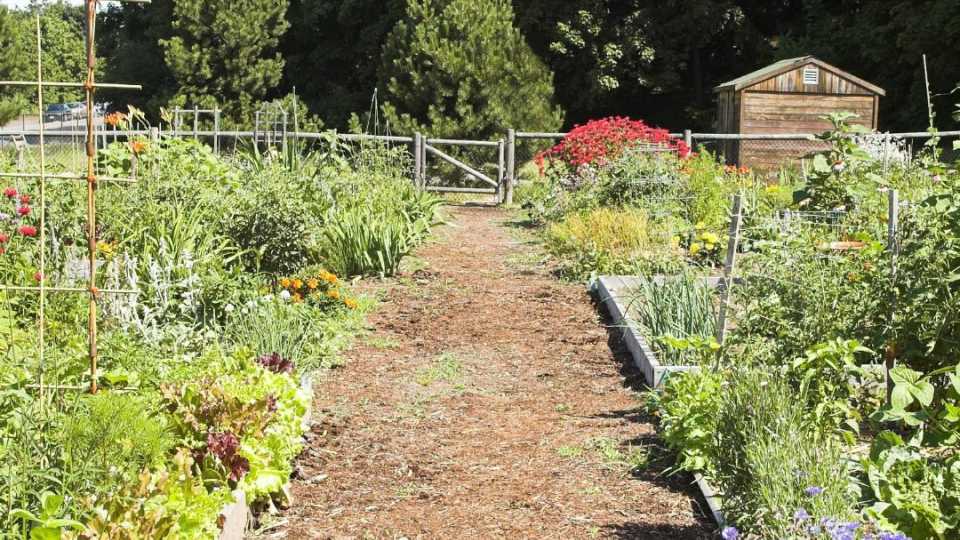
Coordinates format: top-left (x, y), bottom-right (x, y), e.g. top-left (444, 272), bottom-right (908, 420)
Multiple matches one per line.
top-left (273, 206), bottom-right (712, 539)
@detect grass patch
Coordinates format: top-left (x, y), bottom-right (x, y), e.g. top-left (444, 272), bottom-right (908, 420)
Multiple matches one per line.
top-left (416, 353), bottom-right (464, 386)
top-left (556, 445), bottom-right (584, 459)
top-left (589, 437), bottom-right (649, 472)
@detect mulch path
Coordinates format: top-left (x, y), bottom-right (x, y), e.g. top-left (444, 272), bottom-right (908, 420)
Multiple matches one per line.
top-left (269, 205), bottom-right (713, 539)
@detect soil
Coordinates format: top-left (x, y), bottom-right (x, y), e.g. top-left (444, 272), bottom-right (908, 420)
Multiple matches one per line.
top-left (266, 205), bottom-right (713, 540)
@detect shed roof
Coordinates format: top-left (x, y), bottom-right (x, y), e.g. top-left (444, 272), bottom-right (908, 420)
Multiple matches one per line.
top-left (714, 56), bottom-right (886, 96)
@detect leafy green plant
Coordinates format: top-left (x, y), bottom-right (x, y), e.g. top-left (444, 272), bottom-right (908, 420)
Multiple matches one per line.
top-left (320, 205), bottom-right (430, 277)
top-left (623, 273), bottom-right (718, 365)
top-left (861, 432), bottom-right (960, 539)
top-left (10, 492), bottom-right (84, 540)
top-left (796, 112), bottom-right (876, 211)
top-left (647, 369), bottom-right (723, 476)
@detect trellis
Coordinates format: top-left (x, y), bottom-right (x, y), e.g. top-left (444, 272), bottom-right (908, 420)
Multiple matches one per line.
top-left (0, 0), bottom-right (146, 396)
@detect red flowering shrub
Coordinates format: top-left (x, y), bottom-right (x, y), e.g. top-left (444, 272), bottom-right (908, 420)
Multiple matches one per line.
top-left (536, 117), bottom-right (690, 172)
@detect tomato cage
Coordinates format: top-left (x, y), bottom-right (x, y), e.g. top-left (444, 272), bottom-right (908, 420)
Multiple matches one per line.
top-left (0, 0), bottom-right (148, 401)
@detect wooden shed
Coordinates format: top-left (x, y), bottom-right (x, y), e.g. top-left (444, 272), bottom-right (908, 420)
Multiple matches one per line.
top-left (714, 56), bottom-right (885, 169)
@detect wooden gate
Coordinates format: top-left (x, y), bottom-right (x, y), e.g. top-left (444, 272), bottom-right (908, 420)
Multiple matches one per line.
top-left (412, 135), bottom-right (506, 201)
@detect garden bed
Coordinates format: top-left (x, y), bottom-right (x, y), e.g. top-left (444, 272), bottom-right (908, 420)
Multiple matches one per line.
top-left (591, 275), bottom-right (724, 387)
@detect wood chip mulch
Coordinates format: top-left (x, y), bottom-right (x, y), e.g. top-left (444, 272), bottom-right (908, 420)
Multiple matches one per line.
top-left (268, 205), bottom-right (713, 540)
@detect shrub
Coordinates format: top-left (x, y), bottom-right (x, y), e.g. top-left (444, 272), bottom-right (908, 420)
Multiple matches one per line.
top-left (320, 205), bottom-right (429, 277)
top-left (537, 117), bottom-right (690, 171)
top-left (545, 207), bottom-right (683, 278)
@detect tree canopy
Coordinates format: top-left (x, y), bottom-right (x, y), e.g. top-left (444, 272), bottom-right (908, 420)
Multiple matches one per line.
top-left (1, 0), bottom-right (958, 133)
top-left (379, 0), bottom-right (563, 138)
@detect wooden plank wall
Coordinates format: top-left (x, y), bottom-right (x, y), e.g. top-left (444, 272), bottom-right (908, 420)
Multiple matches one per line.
top-left (748, 66), bottom-right (874, 95)
top-left (739, 92), bottom-right (875, 169)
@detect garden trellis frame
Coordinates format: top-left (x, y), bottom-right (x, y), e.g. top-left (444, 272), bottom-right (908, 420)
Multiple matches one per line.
top-left (0, 0), bottom-right (146, 396)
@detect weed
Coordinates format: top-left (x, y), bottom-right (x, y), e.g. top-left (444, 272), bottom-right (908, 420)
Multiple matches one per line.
top-left (556, 445), bottom-right (584, 459)
top-left (415, 353), bottom-right (464, 386)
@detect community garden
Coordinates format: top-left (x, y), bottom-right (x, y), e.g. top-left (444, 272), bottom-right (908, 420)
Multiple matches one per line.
top-left (0, 117), bottom-right (441, 538)
top-left (520, 115), bottom-right (959, 539)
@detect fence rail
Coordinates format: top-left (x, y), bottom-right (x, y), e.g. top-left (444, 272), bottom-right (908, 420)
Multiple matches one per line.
top-left (3, 126), bottom-right (958, 206)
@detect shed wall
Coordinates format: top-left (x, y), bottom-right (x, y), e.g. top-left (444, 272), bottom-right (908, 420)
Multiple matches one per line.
top-left (747, 66), bottom-right (874, 95)
top-left (738, 92), bottom-right (875, 169)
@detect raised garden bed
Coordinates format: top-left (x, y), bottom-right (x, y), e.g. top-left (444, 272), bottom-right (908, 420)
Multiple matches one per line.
top-left (591, 275), bottom-right (726, 388)
top-left (592, 275), bottom-right (727, 528)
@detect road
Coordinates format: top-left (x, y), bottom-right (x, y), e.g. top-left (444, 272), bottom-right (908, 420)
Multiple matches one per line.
top-left (1, 114), bottom-right (105, 133)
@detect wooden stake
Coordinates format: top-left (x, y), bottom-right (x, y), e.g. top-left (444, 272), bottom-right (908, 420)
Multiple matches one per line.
top-left (715, 193), bottom-right (744, 353)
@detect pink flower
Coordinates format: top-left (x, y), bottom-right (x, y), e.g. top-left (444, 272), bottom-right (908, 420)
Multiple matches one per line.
top-left (18, 225), bottom-right (37, 237)
top-left (17, 205), bottom-right (30, 216)
top-left (3, 187), bottom-right (17, 198)
top-left (33, 272), bottom-right (43, 283)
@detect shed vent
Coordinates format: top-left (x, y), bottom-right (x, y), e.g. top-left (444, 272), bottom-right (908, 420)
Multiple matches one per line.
top-left (803, 66), bottom-right (819, 85)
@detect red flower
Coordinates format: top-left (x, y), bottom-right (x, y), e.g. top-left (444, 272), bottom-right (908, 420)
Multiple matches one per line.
top-left (0, 234), bottom-right (8, 244)
top-left (0, 248), bottom-right (6, 255)
top-left (33, 272), bottom-right (43, 283)
top-left (17, 205), bottom-right (30, 216)
top-left (536, 116), bottom-right (691, 173)
top-left (19, 194), bottom-right (30, 204)
top-left (3, 187), bottom-right (17, 198)
top-left (18, 225), bottom-right (37, 237)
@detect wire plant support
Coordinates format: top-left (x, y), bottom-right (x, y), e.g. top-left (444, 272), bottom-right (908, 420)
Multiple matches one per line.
top-left (0, 0), bottom-right (147, 397)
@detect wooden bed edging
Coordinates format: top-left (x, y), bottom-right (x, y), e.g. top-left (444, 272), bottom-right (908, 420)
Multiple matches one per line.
top-left (592, 275), bottom-right (728, 531)
top-left (591, 276), bottom-right (700, 387)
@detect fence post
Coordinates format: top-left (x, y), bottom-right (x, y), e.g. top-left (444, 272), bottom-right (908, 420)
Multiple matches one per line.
top-left (281, 111), bottom-right (289, 155)
top-left (885, 189), bottom-right (900, 405)
top-left (15, 144), bottom-right (24, 172)
top-left (149, 126), bottom-right (159, 143)
top-left (192, 105), bottom-right (199, 141)
top-left (505, 128), bottom-right (516, 205)
top-left (684, 129), bottom-right (693, 150)
top-left (497, 138), bottom-right (505, 203)
top-left (213, 108), bottom-right (220, 154)
top-left (715, 192), bottom-right (745, 353)
top-left (421, 136), bottom-right (428, 186)
top-left (413, 132), bottom-right (423, 187)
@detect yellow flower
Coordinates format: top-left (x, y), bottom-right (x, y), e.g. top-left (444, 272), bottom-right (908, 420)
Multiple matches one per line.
top-left (97, 241), bottom-right (115, 257)
top-left (670, 235), bottom-right (681, 248)
top-left (695, 221), bottom-right (706, 230)
top-left (325, 273), bottom-right (338, 285)
top-left (327, 289), bottom-right (341, 300)
top-left (279, 278), bottom-right (291, 288)
top-left (292, 293), bottom-right (303, 303)
top-left (293, 278), bottom-right (304, 290)
top-left (689, 242), bottom-right (702, 256)
top-left (344, 298), bottom-right (358, 310)
top-left (701, 232), bottom-right (719, 244)
top-left (307, 278), bottom-right (319, 290)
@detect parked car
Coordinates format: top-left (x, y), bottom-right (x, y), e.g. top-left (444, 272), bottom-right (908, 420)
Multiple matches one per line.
top-left (67, 102), bottom-right (87, 118)
top-left (43, 103), bottom-right (72, 123)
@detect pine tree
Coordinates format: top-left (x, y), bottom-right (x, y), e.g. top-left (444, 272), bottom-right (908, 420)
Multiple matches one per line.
top-left (160, 0), bottom-right (290, 124)
top-left (0, 6), bottom-right (27, 125)
top-left (379, 0), bottom-right (563, 138)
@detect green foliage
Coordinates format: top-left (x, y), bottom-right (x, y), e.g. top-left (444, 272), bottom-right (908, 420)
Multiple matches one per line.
top-left (624, 274), bottom-right (718, 366)
top-left (320, 204), bottom-right (432, 277)
top-left (712, 369), bottom-right (857, 537)
top-left (380, 0), bottom-right (563, 139)
top-left (892, 177), bottom-right (960, 372)
top-left (862, 432), bottom-right (960, 540)
top-left (797, 113), bottom-right (876, 211)
top-left (647, 369), bottom-right (722, 476)
top-left (160, 0), bottom-right (290, 123)
top-left (61, 393), bottom-right (175, 495)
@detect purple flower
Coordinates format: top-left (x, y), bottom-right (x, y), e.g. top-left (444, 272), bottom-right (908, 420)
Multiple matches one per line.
top-left (878, 533), bottom-right (908, 540)
top-left (721, 526), bottom-right (739, 540)
top-left (794, 508), bottom-right (811, 521)
top-left (805, 486), bottom-right (824, 497)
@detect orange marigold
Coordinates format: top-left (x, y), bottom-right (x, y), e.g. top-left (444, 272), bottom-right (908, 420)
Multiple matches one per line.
top-left (344, 298), bottom-right (358, 310)
top-left (129, 140), bottom-right (147, 154)
top-left (279, 278), bottom-right (291, 288)
top-left (307, 278), bottom-right (319, 290)
top-left (327, 289), bottom-right (341, 300)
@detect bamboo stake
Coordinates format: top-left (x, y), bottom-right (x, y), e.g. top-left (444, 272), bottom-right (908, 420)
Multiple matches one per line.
top-left (34, 14), bottom-right (47, 408)
top-left (85, 0), bottom-right (99, 394)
